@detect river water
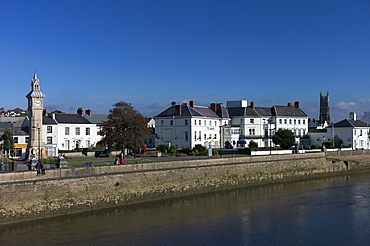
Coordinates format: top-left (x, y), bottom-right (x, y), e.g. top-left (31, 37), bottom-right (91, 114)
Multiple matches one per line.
top-left (2, 172), bottom-right (370, 245)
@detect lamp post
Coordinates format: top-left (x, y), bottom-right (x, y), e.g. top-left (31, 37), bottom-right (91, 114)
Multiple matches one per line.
top-left (268, 119), bottom-right (273, 155)
top-left (32, 126), bottom-right (41, 161)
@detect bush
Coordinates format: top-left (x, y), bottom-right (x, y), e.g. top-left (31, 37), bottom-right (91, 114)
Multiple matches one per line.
top-left (156, 145), bottom-right (168, 153)
top-left (248, 141), bottom-right (258, 150)
top-left (311, 144), bottom-right (321, 149)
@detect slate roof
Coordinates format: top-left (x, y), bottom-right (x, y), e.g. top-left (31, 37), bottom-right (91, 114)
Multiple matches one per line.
top-left (227, 105), bottom-right (306, 117)
top-left (83, 115), bottom-right (108, 124)
top-left (0, 123), bottom-right (28, 136)
top-left (44, 113), bottom-right (92, 124)
top-left (271, 106), bottom-right (307, 117)
top-left (334, 119), bottom-right (369, 128)
top-left (155, 103), bottom-right (228, 118)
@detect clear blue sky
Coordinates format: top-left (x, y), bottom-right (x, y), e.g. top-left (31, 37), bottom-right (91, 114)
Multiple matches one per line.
top-left (1, 0), bottom-right (370, 121)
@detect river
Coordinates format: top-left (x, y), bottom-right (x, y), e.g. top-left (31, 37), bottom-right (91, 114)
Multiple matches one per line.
top-left (1, 172), bottom-right (370, 245)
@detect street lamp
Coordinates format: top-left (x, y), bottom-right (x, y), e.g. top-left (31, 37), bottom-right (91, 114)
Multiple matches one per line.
top-left (219, 122), bottom-right (227, 158)
top-left (32, 126), bottom-right (41, 161)
top-left (268, 119), bottom-right (273, 155)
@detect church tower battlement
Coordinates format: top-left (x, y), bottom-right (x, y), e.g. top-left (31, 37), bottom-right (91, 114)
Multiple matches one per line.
top-left (319, 92), bottom-right (330, 123)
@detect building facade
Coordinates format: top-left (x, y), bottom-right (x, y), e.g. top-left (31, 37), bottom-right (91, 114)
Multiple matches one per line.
top-left (154, 101), bottom-right (230, 149)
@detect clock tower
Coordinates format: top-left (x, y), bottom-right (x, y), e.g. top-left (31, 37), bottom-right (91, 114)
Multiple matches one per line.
top-left (26, 72), bottom-right (46, 160)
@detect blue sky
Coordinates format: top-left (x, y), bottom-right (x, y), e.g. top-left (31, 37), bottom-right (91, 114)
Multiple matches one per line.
top-left (1, 0), bottom-right (370, 121)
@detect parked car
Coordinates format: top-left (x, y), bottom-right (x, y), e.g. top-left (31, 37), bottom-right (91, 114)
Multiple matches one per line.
top-left (94, 150), bottom-right (110, 158)
top-left (83, 162), bottom-right (94, 167)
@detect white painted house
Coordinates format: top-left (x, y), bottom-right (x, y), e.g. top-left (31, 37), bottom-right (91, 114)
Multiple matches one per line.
top-left (227, 100), bottom-right (309, 148)
top-left (21, 108), bottom-right (107, 157)
top-left (309, 112), bottom-right (370, 149)
top-left (154, 100), bottom-right (309, 150)
top-left (154, 101), bottom-right (230, 149)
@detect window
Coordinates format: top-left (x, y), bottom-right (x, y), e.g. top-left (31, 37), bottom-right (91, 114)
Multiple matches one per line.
top-left (47, 137), bottom-right (52, 144)
top-left (289, 119), bottom-right (292, 124)
top-left (303, 120), bottom-right (305, 124)
top-left (210, 121), bottom-right (212, 126)
top-left (185, 132), bottom-right (189, 141)
top-left (249, 129), bottom-right (255, 135)
top-left (298, 119), bottom-right (301, 124)
top-left (47, 126), bottom-right (52, 133)
top-left (199, 120), bottom-right (201, 125)
top-left (204, 120), bottom-right (206, 126)
top-left (214, 134), bottom-right (217, 139)
top-left (86, 140), bottom-right (90, 148)
top-left (204, 134), bottom-right (206, 140)
top-left (194, 131), bottom-right (197, 141)
top-left (25, 137), bottom-right (29, 143)
top-left (279, 119), bottom-right (282, 124)
top-left (76, 127), bottom-right (80, 135)
top-left (294, 119), bottom-right (296, 124)
top-left (284, 119), bottom-right (287, 124)
top-left (185, 120), bottom-right (188, 125)
top-left (250, 119), bottom-right (254, 124)
top-left (194, 120), bottom-right (197, 125)
top-left (86, 127), bottom-right (90, 135)
top-left (65, 127), bottom-right (70, 135)
top-left (170, 120), bottom-right (173, 125)
top-left (13, 137), bottom-right (18, 144)
top-left (161, 120), bottom-right (164, 126)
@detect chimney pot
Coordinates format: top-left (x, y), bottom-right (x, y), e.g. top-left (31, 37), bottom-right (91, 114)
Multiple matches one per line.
top-left (77, 108), bottom-right (83, 115)
top-left (294, 101), bottom-right (301, 108)
top-left (189, 100), bottom-right (194, 108)
top-left (171, 101), bottom-right (176, 106)
top-left (250, 101), bottom-right (255, 109)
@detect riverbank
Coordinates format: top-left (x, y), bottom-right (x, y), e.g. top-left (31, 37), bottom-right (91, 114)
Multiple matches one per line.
top-left (1, 152), bottom-right (370, 225)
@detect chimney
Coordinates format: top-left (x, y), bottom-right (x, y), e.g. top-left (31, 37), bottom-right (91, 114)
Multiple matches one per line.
top-left (210, 103), bottom-right (217, 112)
top-left (349, 112), bottom-right (357, 121)
top-left (189, 100), bottom-right (194, 108)
top-left (294, 101), bottom-right (301, 108)
top-left (85, 109), bottom-right (92, 116)
top-left (171, 101), bottom-right (176, 106)
top-left (176, 104), bottom-right (182, 115)
top-left (250, 101), bottom-right (255, 109)
top-left (77, 108), bottom-right (83, 115)
top-left (287, 102), bottom-right (294, 107)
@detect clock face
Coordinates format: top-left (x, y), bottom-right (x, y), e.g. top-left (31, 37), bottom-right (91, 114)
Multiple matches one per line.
top-left (34, 99), bottom-right (41, 107)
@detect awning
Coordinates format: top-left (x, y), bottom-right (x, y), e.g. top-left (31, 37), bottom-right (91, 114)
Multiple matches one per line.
top-left (14, 144), bottom-right (27, 148)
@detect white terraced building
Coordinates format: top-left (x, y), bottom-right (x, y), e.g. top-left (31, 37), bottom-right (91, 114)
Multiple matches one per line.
top-left (154, 100), bottom-right (309, 150)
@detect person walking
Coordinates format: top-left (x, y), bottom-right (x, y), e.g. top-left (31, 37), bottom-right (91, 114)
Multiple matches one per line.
top-left (35, 162), bottom-right (41, 176)
top-left (40, 162), bottom-right (45, 175)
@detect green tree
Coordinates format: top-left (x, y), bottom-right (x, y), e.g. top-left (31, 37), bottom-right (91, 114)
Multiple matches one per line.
top-left (2, 130), bottom-right (14, 152)
top-left (99, 101), bottom-right (151, 152)
top-left (248, 140), bottom-right (258, 150)
top-left (272, 129), bottom-right (295, 149)
top-left (333, 135), bottom-right (343, 148)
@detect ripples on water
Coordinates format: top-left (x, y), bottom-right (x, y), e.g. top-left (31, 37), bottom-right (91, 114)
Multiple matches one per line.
top-left (1, 172), bottom-right (370, 245)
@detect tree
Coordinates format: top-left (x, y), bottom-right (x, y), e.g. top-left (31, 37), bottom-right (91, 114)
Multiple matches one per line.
top-left (99, 101), bottom-right (151, 152)
top-left (248, 140), bottom-right (258, 150)
top-left (1, 130), bottom-right (14, 152)
top-left (333, 135), bottom-right (343, 148)
top-left (272, 129), bottom-right (295, 149)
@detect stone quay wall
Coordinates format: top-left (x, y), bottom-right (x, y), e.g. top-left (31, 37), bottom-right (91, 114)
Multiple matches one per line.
top-left (0, 152), bottom-right (367, 225)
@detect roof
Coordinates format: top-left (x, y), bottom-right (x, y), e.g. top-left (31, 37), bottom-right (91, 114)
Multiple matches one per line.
top-left (83, 115), bottom-right (108, 124)
top-left (227, 105), bottom-right (307, 118)
top-left (45, 113), bottom-right (92, 124)
top-left (334, 119), bottom-right (369, 128)
top-left (271, 106), bottom-right (307, 117)
top-left (155, 103), bottom-right (230, 119)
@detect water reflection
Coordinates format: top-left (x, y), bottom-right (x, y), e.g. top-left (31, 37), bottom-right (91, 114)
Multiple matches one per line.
top-left (1, 173), bottom-right (370, 245)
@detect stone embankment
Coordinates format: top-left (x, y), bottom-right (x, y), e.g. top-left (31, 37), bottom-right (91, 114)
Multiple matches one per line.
top-left (1, 152), bottom-right (369, 225)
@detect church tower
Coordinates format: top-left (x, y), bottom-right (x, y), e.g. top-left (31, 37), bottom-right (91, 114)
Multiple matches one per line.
top-left (26, 72), bottom-right (46, 160)
top-left (319, 92), bottom-right (331, 123)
